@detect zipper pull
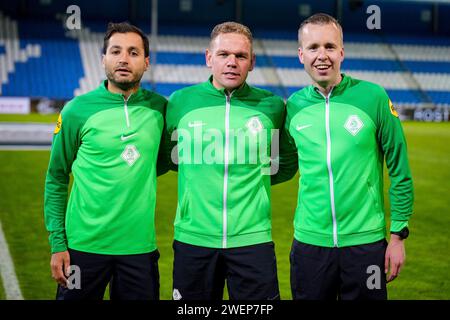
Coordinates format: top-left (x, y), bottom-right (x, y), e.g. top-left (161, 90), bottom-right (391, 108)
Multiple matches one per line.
top-left (226, 93), bottom-right (231, 104)
top-left (123, 94), bottom-right (131, 129)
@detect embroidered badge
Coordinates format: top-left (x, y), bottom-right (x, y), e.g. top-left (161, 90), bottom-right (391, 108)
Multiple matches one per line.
top-left (344, 115), bottom-right (364, 136)
top-left (246, 116), bottom-right (263, 134)
top-left (121, 145), bottom-right (140, 166)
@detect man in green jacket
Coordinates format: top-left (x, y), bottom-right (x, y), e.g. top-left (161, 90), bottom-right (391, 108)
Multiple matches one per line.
top-left (166, 22), bottom-right (288, 300)
top-left (282, 13), bottom-right (414, 299)
top-left (44, 22), bottom-right (167, 300)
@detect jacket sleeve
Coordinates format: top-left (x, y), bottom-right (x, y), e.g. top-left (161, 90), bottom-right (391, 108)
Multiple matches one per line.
top-left (271, 100), bottom-right (298, 185)
top-left (156, 124), bottom-right (172, 176)
top-left (165, 93), bottom-right (180, 172)
top-left (44, 104), bottom-right (80, 253)
top-left (377, 93), bottom-right (414, 232)
top-left (156, 100), bottom-right (171, 176)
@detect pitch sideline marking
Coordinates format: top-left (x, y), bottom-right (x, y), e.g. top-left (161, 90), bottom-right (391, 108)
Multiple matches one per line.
top-left (0, 220), bottom-right (24, 300)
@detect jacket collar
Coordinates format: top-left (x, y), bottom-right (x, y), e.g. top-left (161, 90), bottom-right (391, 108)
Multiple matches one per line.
top-left (99, 80), bottom-right (145, 101)
top-left (203, 75), bottom-right (251, 98)
top-left (310, 73), bottom-right (350, 98)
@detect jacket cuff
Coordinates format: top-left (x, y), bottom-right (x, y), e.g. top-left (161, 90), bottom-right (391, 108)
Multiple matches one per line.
top-left (49, 232), bottom-right (67, 253)
top-left (51, 244), bottom-right (68, 254)
top-left (390, 220), bottom-right (409, 233)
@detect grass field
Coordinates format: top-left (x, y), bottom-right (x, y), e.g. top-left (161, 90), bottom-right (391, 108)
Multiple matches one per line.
top-left (0, 273), bottom-right (5, 299)
top-left (0, 114), bottom-right (59, 123)
top-left (0, 120), bottom-right (449, 299)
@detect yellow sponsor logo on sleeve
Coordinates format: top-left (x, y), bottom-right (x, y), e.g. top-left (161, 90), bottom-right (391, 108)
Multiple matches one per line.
top-left (389, 99), bottom-right (398, 118)
top-left (54, 114), bottom-right (62, 134)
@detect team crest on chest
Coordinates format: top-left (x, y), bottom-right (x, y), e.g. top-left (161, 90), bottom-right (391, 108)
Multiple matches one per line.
top-left (344, 115), bottom-right (364, 136)
top-left (246, 116), bottom-right (263, 134)
top-left (121, 145), bottom-right (140, 166)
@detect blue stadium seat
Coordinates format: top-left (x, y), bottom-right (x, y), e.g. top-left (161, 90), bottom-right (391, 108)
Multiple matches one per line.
top-left (0, 13), bottom-right (448, 107)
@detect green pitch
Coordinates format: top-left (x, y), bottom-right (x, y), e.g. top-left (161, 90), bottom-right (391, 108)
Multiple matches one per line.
top-left (0, 121), bottom-right (449, 299)
top-left (0, 274), bottom-right (5, 299)
top-left (0, 114), bottom-right (59, 123)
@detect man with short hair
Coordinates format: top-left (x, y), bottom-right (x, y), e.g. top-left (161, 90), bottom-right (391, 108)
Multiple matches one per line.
top-left (44, 22), bottom-right (167, 300)
top-left (281, 13), bottom-right (414, 300)
top-left (166, 21), bottom-right (288, 300)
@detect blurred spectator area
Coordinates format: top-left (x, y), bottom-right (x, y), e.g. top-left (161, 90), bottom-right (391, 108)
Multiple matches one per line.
top-left (0, 0), bottom-right (449, 120)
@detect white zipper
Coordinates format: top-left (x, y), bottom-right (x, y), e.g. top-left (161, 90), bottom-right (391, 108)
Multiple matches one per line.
top-left (222, 92), bottom-right (232, 248)
top-left (319, 88), bottom-right (338, 247)
top-left (123, 94), bottom-right (131, 128)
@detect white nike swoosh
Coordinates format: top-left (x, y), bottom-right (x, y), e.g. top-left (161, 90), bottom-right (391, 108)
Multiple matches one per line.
top-left (120, 133), bottom-right (137, 141)
top-left (188, 122), bottom-right (205, 127)
top-left (296, 124), bottom-right (312, 131)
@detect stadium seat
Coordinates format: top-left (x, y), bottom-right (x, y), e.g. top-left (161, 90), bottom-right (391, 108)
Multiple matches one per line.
top-left (0, 11), bottom-right (449, 107)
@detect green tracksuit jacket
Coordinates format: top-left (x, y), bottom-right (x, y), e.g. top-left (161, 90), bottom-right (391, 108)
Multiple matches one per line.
top-left (166, 78), bottom-right (286, 249)
top-left (44, 81), bottom-right (167, 254)
top-left (282, 74), bottom-right (414, 247)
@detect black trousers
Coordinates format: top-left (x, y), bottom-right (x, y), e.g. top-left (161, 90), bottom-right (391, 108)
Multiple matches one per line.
top-left (172, 240), bottom-right (280, 300)
top-left (56, 248), bottom-right (160, 300)
top-left (290, 239), bottom-right (388, 300)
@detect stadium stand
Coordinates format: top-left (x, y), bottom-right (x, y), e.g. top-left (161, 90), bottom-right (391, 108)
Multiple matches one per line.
top-left (0, 9), bottom-right (449, 111)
